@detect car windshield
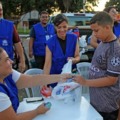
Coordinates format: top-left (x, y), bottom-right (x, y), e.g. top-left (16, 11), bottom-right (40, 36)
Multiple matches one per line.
top-left (50, 15), bottom-right (93, 27)
top-left (67, 16), bottom-right (92, 26)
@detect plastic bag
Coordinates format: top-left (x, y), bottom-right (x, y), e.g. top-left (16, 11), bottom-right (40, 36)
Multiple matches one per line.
top-left (79, 48), bottom-right (86, 56)
top-left (79, 35), bottom-right (87, 47)
top-left (54, 59), bottom-right (82, 104)
top-left (52, 82), bottom-right (80, 100)
top-left (61, 59), bottom-right (72, 74)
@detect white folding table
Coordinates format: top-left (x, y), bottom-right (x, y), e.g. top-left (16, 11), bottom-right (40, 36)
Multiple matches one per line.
top-left (17, 96), bottom-right (103, 120)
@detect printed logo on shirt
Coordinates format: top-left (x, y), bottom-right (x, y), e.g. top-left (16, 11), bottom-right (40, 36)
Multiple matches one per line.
top-left (46, 35), bottom-right (53, 41)
top-left (2, 40), bottom-right (8, 46)
top-left (91, 65), bottom-right (100, 72)
top-left (111, 57), bottom-right (120, 66)
top-left (46, 35), bottom-right (50, 41)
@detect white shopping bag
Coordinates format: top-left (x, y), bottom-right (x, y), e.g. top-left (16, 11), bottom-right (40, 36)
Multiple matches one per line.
top-left (79, 35), bottom-right (87, 48)
top-left (61, 59), bottom-right (72, 74)
top-left (54, 60), bottom-right (82, 104)
top-left (52, 82), bottom-right (80, 100)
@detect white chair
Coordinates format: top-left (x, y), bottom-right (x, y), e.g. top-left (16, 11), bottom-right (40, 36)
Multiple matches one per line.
top-left (24, 68), bottom-right (43, 97)
top-left (76, 62), bottom-right (91, 101)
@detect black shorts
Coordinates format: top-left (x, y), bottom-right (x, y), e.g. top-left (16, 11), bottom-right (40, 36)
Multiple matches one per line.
top-left (99, 109), bottom-right (119, 120)
top-left (34, 55), bottom-right (45, 69)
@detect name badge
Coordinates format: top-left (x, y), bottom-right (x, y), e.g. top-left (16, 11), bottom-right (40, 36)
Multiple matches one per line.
top-left (46, 35), bottom-right (50, 41)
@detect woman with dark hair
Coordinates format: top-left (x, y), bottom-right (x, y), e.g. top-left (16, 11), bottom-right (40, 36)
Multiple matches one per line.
top-left (43, 14), bottom-right (80, 87)
top-left (0, 47), bottom-right (70, 120)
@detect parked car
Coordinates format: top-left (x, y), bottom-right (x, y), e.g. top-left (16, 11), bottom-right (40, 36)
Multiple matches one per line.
top-left (49, 12), bottom-right (95, 41)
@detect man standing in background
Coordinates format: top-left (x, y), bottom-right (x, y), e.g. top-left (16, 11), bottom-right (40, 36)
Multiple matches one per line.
top-left (0, 1), bottom-right (25, 72)
top-left (29, 11), bottom-right (55, 69)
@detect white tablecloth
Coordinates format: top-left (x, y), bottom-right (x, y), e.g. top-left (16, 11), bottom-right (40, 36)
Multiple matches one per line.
top-left (17, 96), bottom-right (103, 120)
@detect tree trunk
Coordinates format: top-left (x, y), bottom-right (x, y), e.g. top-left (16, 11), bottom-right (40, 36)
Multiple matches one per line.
top-left (63, 0), bottom-right (72, 12)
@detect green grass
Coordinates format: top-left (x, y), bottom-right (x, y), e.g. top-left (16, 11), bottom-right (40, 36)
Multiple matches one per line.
top-left (17, 28), bottom-right (30, 34)
top-left (18, 89), bottom-right (27, 102)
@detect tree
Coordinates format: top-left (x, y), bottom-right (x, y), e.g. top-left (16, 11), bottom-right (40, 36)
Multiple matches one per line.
top-left (1, 0), bottom-right (99, 23)
top-left (2, 0), bottom-right (56, 19)
top-left (63, 0), bottom-right (72, 12)
top-left (105, 0), bottom-right (120, 12)
top-left (56, 0), bottom-right (99, 13)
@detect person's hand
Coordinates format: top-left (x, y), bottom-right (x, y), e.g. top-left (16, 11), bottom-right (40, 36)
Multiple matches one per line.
top-left (67, 57), bottom-right (73, 61)
top-left (29, 51), bottom-right (33, 58)
top-left (72, 75), bottom-right (86, 85)
top-left (18, 61), bottom-right (26, 72)
top-left (67, 57), bottom-right (75, 64)
top-left (36, 103), bottom-right (49, 115)
top-left (60, 74), bottom-right (72, 82)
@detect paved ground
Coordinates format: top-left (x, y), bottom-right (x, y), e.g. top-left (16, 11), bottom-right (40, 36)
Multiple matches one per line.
top-left (21, 37), bottom-right (30, 62)
top-left (18, 37), bottom-right (30, 101)
top-left (18, 89), bottom-right (27, 102)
